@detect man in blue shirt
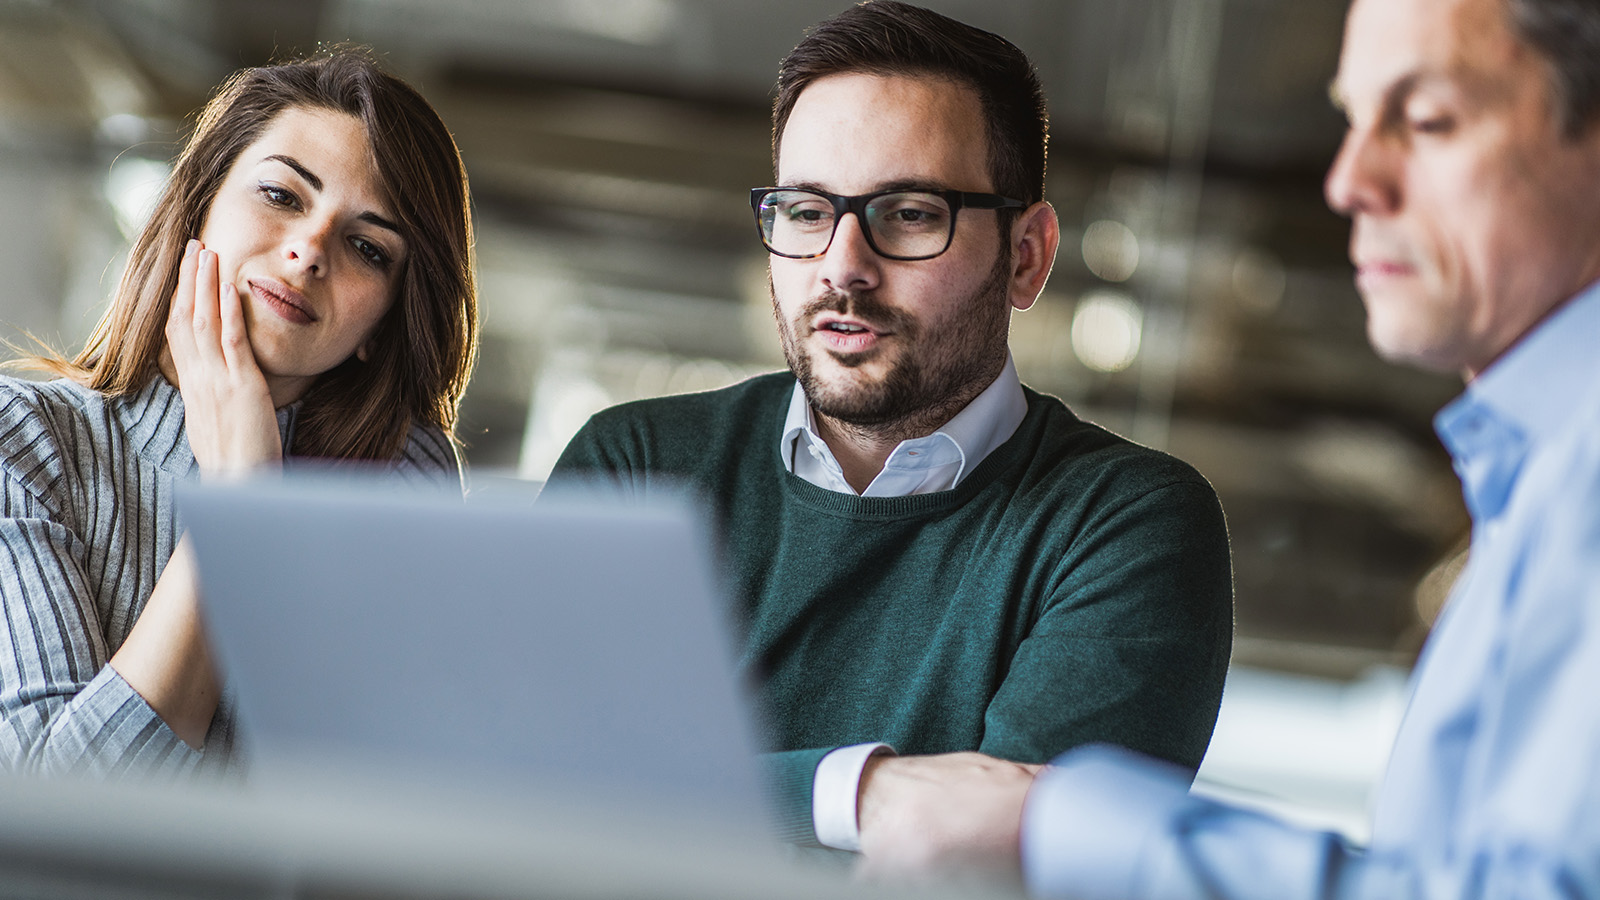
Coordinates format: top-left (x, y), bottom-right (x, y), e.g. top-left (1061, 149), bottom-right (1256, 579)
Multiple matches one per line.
top-left (851, 0), bottom-right (1600, 895)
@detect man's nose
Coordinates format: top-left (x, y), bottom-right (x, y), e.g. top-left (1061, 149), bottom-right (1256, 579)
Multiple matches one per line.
top-left (817, 212), bottom-right (882, 293)
top-left (1324, 124), bottom-right (1400, 217)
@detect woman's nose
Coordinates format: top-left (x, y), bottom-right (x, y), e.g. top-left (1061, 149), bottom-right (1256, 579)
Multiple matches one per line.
top-left (283, 221), bottom-right (335, 276)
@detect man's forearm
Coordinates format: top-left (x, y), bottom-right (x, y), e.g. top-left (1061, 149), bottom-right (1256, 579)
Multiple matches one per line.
top-left (855, 751), bottom-right (1040, 881)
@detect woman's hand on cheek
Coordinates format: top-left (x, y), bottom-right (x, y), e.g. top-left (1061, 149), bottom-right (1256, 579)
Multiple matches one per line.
top-left (166, 240), bottom-right (283, 480)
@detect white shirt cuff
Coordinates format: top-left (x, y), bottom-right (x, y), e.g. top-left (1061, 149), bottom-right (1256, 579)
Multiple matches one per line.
top-left (813, 742), bottom-right (895, 851)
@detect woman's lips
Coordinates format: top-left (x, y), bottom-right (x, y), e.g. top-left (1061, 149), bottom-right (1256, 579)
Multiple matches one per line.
top-left (249, 279), bottom-right (316, 325)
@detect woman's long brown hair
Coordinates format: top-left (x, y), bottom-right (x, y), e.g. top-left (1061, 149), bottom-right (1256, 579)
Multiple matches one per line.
top-left (29, 47), bottom-right (478, 461)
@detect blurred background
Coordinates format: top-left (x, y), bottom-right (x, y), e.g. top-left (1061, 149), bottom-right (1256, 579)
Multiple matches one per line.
top-left (0, 0), bottom-right (1467, 839)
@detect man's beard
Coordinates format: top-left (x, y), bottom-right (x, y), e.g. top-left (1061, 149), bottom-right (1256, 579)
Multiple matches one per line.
top-left (772, 253), bottom-right (1011, 432)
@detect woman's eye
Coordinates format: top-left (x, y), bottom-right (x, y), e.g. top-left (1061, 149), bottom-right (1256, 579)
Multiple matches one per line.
top-left (352, 237), bottom-right (392, 269)
top-left (258, 183), bottom-right (298, 208)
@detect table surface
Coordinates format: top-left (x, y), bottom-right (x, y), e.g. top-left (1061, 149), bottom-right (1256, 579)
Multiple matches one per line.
top-left (0, 764), bottom-right (1023, 900)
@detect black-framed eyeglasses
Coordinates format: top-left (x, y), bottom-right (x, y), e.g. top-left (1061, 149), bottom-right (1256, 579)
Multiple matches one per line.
top-left (750, 187), bottom-right (1027, 261)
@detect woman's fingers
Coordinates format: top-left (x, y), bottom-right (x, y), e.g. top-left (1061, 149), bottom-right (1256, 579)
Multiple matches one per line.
top-left (189, 248), bottom-right (226, 368)
top-left (169, 242), bottom-right (260, 378)
top-left (165, 240), bottom-right (201, 365)
top-left (217, 281), bottom-right (258, 373)
top-left (161, 241), bottom-right (281, 478)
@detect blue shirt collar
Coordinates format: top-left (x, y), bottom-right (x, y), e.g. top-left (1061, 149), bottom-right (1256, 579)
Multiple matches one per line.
top-left (1435, 279), bottom-right (1600, 523)
top-left (1466, 279), bottom-right (1600, 442)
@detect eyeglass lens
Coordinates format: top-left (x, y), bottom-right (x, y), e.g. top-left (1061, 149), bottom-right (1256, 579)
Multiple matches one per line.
top-left (757, 190), bottom-right (954, 259)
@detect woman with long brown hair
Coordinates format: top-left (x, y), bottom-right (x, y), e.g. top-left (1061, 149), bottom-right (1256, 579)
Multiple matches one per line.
top-left (0, 47), bottom-right (477, 773)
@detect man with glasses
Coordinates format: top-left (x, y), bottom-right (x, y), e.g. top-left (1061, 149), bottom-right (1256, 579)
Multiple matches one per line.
top-left (549, 0), bottom-right (1232, 854)
top-left (849, 0), bottom-right (1600, 894)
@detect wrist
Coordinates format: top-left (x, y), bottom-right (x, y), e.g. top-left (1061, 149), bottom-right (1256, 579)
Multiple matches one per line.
top-left (855, 750), bottom-right (901, 841)
top-left (813, 743), bottom-right (894, 851)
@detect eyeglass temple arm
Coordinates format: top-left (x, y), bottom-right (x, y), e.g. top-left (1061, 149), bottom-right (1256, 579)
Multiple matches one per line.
top-left (957, 192), bottom-right (1029, 210)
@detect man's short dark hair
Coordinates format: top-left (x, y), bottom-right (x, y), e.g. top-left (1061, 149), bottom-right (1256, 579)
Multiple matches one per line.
top-left (1507, 0), bottom-right (1600, 137)
top-left (772, 0), bottom-right (1049, 210)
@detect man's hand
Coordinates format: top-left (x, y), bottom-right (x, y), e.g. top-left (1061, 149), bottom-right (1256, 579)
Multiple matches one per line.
top-left (855, 751), bottom-right (1042, 884)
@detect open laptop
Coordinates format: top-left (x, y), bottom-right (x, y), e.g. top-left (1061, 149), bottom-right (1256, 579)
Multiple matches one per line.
top-left (181, 476), bottom-right (768, 835)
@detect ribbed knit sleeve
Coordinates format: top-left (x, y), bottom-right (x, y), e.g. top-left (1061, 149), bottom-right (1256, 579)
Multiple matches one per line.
top-left (393, 422), bottom-right (465, 490)
top-left (758, 747), bottom-right (834, 844)
top-left (0, 376), bottom-right (464, 777)
top-left (0, 380), bottom-right (201, 775)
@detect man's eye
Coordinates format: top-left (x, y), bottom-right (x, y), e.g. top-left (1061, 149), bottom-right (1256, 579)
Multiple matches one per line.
top-left (1409, 117), bottom-right (1454, 135)
top-left (1400, 104), bottom-right (1455, 136)
top-left (785, 206), bottom-right (832, 225)
top-left (877, 204), bottom-right (946, 228)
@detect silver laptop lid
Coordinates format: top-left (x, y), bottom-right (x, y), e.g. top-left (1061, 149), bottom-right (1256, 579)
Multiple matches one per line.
top-left (182, 477), bottom-right (766, 832)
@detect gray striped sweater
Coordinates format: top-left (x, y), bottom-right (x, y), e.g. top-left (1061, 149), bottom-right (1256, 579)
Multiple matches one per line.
top-left (0, 374), bottom-right (460, 777)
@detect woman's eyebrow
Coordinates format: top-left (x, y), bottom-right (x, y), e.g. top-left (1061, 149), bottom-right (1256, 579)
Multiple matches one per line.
top-left (359, 211), bottom-right (403, 237)
top-left (263, 153), bottom-right (403, 238)
top-left (264, 154), bottom-right (321, 191)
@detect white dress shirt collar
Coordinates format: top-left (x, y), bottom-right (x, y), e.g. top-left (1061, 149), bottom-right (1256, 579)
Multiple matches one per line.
top-left (779, 354), bottom-right (1027, 497)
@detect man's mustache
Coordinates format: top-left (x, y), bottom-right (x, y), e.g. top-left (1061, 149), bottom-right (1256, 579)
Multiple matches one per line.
top-left (798, 290), bottom-right (911, 335)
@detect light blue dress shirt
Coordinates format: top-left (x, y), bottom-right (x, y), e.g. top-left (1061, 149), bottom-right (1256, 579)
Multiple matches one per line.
top-left (1023, 280), bottom-right (1600, 900)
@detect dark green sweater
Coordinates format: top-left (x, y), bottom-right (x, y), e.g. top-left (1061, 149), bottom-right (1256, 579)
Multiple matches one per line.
top-left (548, 373), bottom-right (1232, 845)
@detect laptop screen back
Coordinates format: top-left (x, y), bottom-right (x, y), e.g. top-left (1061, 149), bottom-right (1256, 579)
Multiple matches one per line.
top-left (182, 479), bottom-right (765, 831)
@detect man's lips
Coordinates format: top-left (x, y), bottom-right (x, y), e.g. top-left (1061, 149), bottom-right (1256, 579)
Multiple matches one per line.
top-left (1353, 260), bottom-right (1416, 291)
top-left (810, 315), bottom-right (888, 353)
top-left (249, 278), bottom-right (318, 325)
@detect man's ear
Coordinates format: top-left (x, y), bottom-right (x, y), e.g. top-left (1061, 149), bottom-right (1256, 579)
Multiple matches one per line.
top-left (1007, 201), bottom-right (1061, 312)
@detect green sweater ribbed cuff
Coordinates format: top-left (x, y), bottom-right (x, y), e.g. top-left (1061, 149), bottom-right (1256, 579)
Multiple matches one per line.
top-left (758, 747), bottom-right (833, 846)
